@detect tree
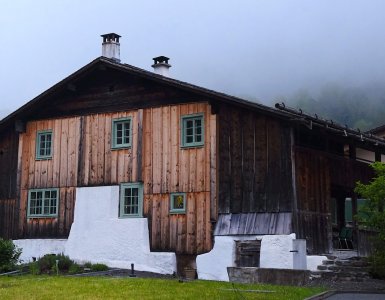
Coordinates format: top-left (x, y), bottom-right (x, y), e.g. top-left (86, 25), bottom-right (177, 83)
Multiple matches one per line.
top-left (355, 162), bottom-right (385, 278)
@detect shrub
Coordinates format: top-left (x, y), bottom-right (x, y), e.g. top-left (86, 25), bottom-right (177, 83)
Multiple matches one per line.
top-left (355, 162), bottom-right (385, 279)
top-left (68, 263), bottom-right (82, 275)
top-left (91, 263), bottom-right (108, 272)
top-left (84, 262), bottom-right (92, 269)
top-left (29, 261), bottom-right (40, 275)
top-left (35, 253), bottom-right (75, 274)
top-left (0, 239), bottom-right (22, 272)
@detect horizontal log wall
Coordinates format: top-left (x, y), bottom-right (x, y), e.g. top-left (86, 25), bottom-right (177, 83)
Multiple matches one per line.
top-left (218, 105), bottom-right (293, 214)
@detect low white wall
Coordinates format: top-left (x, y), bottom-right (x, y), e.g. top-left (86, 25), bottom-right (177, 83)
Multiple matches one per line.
top-left (260, 233), bottom-right (296, 269)
top-left (307, 255), bottom-right (328, 271)
top-left (197, 234), bottom-right (298, 281)
top-left (64, 186), bottom-right (176, 274)
top-left (13, 239), bottom-right (67, 263)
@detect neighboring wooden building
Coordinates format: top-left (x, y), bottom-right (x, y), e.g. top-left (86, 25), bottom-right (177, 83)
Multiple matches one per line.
top-left (1, 34), bottom-right (384, 273)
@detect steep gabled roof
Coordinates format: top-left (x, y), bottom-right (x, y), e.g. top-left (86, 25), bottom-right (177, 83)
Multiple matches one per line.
top-left (1, 56), bottom-right (385, 148)
top-left (0, 56), bottom-right (286, 131)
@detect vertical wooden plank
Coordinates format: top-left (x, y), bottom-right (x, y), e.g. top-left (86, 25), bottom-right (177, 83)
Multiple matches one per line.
top-left (136, 109), bottom-right (143, 182)
top-left (60, 118), bottom-right (69, 187)
top-left (230, 109), bottom-right (242, 213)
top-left (179, 104), bottom-right (189, 192)
top-left (210, 113), bottom-right (218, 221)
top-left (255, 115), bottom-right (267, 212)
top-left (67, 117), bottom-right (78, 186)
top-left (77, 116), bottom-right (85, 186)
top-left (96, 114), bottom-right (105, 184)
top-left (28, 122), bottom-right (37, 189)
top-left (186, 192), bottom-right (196, 254)
top-left (160, 193), bottom-right (170, 249)
top-left (152, 108), bottom-right (162, 194)
top-left (143, 108), bottom-right (153, 194)
top-left (170, 105), bottom-right (179, 192)
top-left (103, 114), bottom-right (112, 184)
top-left (89, 115), bottom-right (98, 185)
top-left (161, 106), bottom-right (171, 193)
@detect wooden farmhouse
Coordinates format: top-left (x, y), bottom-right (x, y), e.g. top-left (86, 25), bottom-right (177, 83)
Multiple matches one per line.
top-left (0, 34), bottom-right (384, 279)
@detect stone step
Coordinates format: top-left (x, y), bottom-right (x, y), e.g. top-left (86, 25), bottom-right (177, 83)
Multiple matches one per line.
top-left (322, 259), bottom-right (335, 265)
top-left (326, 255), bottom-right (337, 260)
top-left (317, 265), bottom-right (328, 271)
top-left (327, 265), bottom-right (370, 273)
top-left (335, 260), bottom-right (370, 267)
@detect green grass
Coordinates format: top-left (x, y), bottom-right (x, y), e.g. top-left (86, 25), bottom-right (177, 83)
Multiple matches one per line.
top-left (0, 275), bottom-right (325, 300)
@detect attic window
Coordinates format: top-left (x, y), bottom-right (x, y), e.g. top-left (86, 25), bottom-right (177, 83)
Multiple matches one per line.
top-left (36, 130), bottom-right (53, 160)
top-left (112, 117), bottom-right (132, 149)
top-left (181, 114), bottom-right (204, 148)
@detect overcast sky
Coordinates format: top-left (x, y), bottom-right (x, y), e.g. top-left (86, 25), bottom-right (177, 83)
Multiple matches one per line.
top-left (1, 0), bottom-right (385, 119)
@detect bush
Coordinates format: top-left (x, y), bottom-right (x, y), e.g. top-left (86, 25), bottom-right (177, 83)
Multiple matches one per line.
top-left (68, 263), bottom-right (82, 275)
top-left (355, 162), bottom-right (385, 279)
top-left (0, 239), bottom-right (22, 272)
top-left (35, 253), bottom-right (76, 274)
top-left (91, 263), bottom-right (108, 272)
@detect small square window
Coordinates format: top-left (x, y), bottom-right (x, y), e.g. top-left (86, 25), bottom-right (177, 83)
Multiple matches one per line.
top-left (28, 188), bottom-right (58, 218)
top-left (36, 130), bottom-right (53, 160)
top-left (112, 118), bottom-right (132, 149)
top-left (170, 193), bottom-right (186, 214)
top-left (181, 114), bottom-right (204, 148)
top-left (120, 183), bottom-right (143, 217)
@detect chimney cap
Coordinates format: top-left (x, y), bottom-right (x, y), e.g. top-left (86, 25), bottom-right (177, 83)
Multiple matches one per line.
top-left (101, 33), bottom-right (121, 43)
top-left (152, 56), bottom-right (170, 65)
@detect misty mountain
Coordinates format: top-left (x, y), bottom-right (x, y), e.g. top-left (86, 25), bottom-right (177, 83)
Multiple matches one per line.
top-left (273, 83), bottom-right (385, 131)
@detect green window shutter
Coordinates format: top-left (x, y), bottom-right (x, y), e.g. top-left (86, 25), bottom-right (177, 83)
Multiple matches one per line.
top-left (181, 114), bottom-right (204, 148)
top-left (119, 183), bottom-right (143, 218)
top-left (112, 118), bottom-right (132, 149)
top-left (170, 193), bottom-right (186, 214)
top-left (36, 130), bottom-right (53, 160)
top-left (27, 188), bottom-right (59, 218)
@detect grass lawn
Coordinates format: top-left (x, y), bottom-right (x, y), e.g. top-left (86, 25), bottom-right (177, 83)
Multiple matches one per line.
top-left (0, 275), bottom-right (324, 300)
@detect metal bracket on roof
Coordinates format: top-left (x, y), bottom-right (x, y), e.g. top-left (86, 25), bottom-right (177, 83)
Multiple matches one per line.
top-left (360, 134), bottom-right (364, 141)
top-left (343, 130), bottom-right (348, 137)
top-left (306, 120), bottom-right (313, 130)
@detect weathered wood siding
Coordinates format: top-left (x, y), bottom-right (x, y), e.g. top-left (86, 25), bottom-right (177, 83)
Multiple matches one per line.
top-left (294, 146), bottom-right (374, 254)
top-left (16, 102), bottom-right (215, 254)
top-left (142, 103), bottom-right (215, 254)
top-left (294, 147), bottom-right (332, 254)
top-left (0, 129), bottom-right (19, 199)
top-left (218, 105), bottom-right (293, 214)
top-left (0, 198), bottom-right (17, 239)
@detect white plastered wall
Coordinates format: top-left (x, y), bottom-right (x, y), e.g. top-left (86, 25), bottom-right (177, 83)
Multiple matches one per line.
top-left (15, 186), bottom-right (176, 274)
top-left (13, 239), bottom-right (67, 263)
top-left (64, 186), bottom-right (176, 274)
top-left (197, 234), bottom-right (297, 281)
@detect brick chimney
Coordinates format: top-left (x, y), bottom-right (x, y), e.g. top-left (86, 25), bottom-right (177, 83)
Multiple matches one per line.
top-left (152, 56), bottom-right (171, 77)
top-left (101, 33), bottom-right (121, 62)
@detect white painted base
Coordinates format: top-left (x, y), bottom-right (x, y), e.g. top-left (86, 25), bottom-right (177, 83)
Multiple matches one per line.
top-left (306, 255), bottom-right (328, 271)
top-left (64, 186), bottom-right (176, 274)
top-left (13, 239), bottom-right (67, 263)
top-left (197, 234), bottom-right (300, 281)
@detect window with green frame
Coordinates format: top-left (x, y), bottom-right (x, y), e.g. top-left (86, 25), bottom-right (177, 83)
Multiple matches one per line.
top-left (112, 118), bottom-right (132, 149)
top-left (120, 183), bottom-right (143, 217)
top-left (170, 193), bottom-right (186, 214)
top-left (181, 114), bottom-right (204, 147)
top-left (36, 130), bottom-right (53, 160)
top-left (28, 188), bottom-right (59, 218)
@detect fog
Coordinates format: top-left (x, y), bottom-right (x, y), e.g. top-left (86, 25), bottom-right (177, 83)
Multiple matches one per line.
top-left (1, 0), bottom-right (385, 119)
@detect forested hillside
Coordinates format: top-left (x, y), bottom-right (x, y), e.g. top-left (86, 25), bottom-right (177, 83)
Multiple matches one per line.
top-left (274, 84), bottom-right (385, 131)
